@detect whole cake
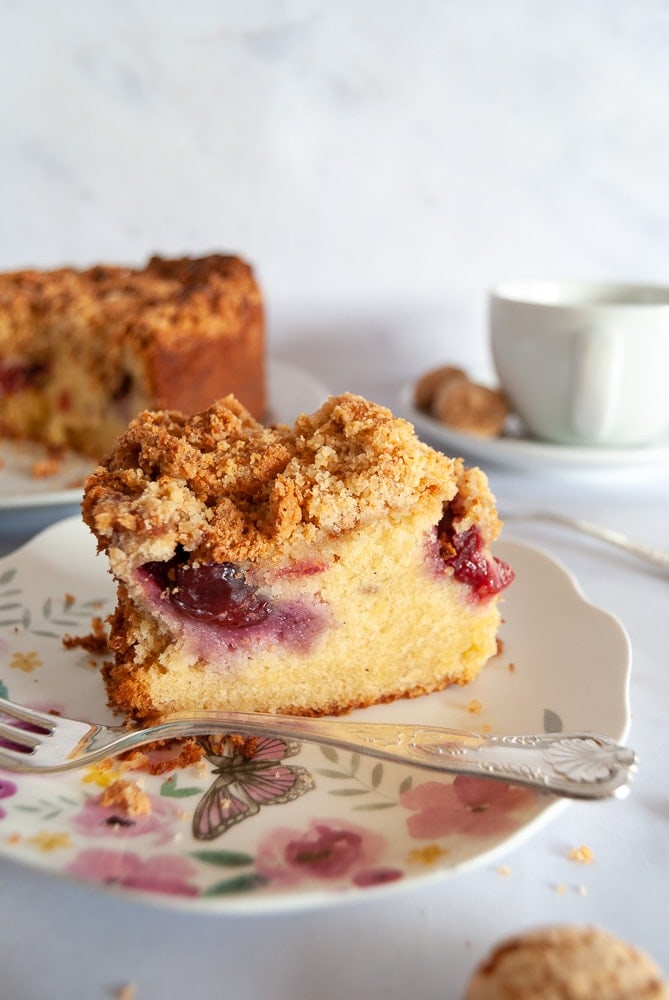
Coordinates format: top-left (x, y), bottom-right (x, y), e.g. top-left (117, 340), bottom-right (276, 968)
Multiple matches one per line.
top-left (82, 393), bottom-right (514, 724)
top-left (0, 254), bottom-right (265, 459)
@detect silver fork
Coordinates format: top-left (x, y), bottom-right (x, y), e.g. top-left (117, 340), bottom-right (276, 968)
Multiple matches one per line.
top-left (0, 696), bottom-right (635, 799)
top-left (502, 510), bottom-right (669, 575)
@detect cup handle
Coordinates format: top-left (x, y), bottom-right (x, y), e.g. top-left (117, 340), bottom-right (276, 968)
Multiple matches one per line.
top-left (571, 326), bottom-right (625, 442)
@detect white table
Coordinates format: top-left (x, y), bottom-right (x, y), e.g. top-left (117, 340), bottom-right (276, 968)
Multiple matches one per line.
top-left (1, 333), bottom-right (667, 1000)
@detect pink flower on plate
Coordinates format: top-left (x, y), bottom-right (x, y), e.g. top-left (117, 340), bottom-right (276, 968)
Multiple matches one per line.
top-left (72, 790), bottom-right (185, 844)
top-left (352, 866), bottom-right (403, 888)
top-left (255, 818), bottom-right (399, 888)
top-left (0, 777), bottom-right (17, 820)
top-left (66, 848), bottom-right (199, 897)
top-left (400, 775), bottom-right (537, 840)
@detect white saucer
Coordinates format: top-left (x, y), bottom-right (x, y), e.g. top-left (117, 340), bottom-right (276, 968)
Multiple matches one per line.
top-left (399, 384), bottom-right (669, 474)
top-left (0, 361), bottom-right (329, 514)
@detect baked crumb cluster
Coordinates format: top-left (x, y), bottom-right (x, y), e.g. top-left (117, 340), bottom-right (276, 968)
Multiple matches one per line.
top-left (0, 254), bottom-right (259, 360)
top-left (414, 365), bottom-right (510, 438)
top-left (84, 392), bottom-right (502, 567)
top-left (465, 925), bottom-right (669, 999)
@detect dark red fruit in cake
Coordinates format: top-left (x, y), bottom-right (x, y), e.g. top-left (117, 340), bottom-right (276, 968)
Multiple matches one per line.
top-left (0, 360), bottom-right (45, 396)
top-left (437, 510), bottom-right (514, 599)
top-left (141, 559), bottom-right (271, 627)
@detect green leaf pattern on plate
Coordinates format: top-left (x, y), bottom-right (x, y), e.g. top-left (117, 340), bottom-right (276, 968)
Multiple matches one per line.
top-left (0, 562), bottom-right (108, 638)
top-left (315, 745), bottom-right (413, 811)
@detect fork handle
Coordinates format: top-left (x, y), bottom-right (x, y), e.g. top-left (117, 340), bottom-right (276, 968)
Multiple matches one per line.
top-left (502, 510), bottom-right (669, 575)
top-left (129, 714), bottom-right (636, 800)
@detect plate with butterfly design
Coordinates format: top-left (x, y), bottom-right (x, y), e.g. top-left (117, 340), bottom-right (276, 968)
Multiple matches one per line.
top-left (0, 516), bottom-right (630, 913)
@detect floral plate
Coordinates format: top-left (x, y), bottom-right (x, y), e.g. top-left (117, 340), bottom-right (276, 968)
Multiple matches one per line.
top-left (0, 517), bottom-right (630, 913)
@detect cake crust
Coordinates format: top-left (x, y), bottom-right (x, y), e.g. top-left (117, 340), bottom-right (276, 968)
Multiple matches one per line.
top-left (84, 392), bottom-right (501, 567)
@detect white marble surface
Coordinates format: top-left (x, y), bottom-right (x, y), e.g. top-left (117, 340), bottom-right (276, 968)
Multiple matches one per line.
top-left (1, 2), bottom-right (669, 997)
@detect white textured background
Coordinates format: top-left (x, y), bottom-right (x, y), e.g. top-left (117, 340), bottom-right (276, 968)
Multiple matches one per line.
top-left (2, 0), bottom-right (668, 396)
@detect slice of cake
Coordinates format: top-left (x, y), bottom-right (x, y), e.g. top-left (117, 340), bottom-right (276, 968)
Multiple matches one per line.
top-left (82, 393), bottom-right (514, 724)
top-left (0, 254), bottom-right (265, 459)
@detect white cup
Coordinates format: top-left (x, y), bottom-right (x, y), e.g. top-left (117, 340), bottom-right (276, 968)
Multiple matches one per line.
top-left (490, 280), bottom-right (669, 447)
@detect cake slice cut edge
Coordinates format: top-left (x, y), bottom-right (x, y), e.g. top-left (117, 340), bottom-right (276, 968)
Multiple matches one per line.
top-left (82, 392), bottom-right (514, 725)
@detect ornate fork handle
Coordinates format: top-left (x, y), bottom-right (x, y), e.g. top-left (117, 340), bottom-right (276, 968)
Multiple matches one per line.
top-left (120, 715), bottom-right (635, 800)
top-left (385, 727), bottom-right (635, 799)
top-left (288, 722), bottom-right (633, 799)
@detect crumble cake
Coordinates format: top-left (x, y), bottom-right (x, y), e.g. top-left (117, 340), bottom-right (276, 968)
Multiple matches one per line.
top-left (0, 254), bottom-right (265, 459)
top-left (82, 392), bottom-right (514, 724)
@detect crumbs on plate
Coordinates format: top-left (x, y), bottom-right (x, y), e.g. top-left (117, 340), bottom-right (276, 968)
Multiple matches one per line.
top-left (100, 778), bottom-right (151, 818)
top-left (568, 844), bottom-right (595, 864)
top-left (62, 615), bottom-right (109, 656)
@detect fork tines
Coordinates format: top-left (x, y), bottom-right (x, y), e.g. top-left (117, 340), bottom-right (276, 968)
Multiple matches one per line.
top-left (0, 696), bottom-right (56, 755)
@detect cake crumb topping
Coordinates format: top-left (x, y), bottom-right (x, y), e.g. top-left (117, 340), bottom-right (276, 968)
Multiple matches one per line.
top-left (83, 392), bottom-right (500, 567)
top-left (100, 778), bottom-right (151, 818)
